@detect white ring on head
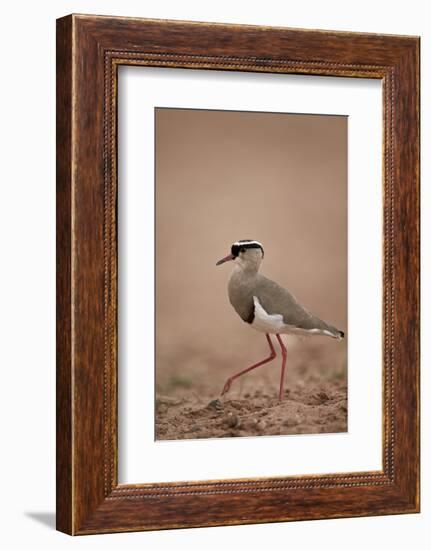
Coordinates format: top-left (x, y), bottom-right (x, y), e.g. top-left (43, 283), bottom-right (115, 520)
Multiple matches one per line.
top-left (233, 240), bottom-right (263, 248)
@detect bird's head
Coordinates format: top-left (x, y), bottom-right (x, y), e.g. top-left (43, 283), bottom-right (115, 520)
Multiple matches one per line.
top-left (216, 240), bottom-right (264, 272)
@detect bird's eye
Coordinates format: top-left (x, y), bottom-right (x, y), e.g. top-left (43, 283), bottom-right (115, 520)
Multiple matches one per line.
top-left (240, 247), bottom-right (246, 253)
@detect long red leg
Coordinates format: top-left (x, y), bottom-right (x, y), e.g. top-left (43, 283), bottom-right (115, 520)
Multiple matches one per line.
top-left (276, 334), bottom-right (288, 401)
top-left (221, 334), bottom-right (276, 396)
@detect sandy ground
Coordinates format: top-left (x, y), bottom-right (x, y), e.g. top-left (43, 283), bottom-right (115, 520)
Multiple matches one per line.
top-left (155, 339), bottom-right (347, 440)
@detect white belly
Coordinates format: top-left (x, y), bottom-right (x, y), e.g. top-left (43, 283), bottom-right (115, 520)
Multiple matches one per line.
top-left (251, 296), bottom-right (338, 338)
top-left (251, 296), bottom-right (286, 333)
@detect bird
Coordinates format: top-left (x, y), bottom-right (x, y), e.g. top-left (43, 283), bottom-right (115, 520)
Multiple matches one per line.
top-left (216, 239), bottom-right (345, 401)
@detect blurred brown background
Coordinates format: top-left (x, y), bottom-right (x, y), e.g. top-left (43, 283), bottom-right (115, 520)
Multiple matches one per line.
top-left (155, 108), bottom-right (347, 439)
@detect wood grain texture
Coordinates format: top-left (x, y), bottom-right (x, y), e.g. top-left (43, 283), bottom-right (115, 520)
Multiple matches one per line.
top-left (56, 15), bottom-right (73, 535)
top-left (56, 14), bottom-right (420, 535)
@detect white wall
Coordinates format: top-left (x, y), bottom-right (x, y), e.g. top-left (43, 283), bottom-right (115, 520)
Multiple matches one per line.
top-left (0, 1), bottom-right (427, 548)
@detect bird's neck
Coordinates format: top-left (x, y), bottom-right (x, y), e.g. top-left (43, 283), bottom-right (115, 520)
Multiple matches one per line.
top-left (230, 261), bottom-right (260, 278)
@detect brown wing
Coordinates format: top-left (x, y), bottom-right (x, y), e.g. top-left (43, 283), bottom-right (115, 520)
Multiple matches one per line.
top-left (256, 275), bottom-right (340, 335)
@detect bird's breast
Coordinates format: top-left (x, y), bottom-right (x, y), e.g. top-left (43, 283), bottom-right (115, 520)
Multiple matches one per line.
top-left (228, 270), bottom-right (256, 324)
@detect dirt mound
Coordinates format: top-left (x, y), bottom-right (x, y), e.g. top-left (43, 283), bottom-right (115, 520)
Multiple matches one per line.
top-left (156, 378), bottom-right (347, 440)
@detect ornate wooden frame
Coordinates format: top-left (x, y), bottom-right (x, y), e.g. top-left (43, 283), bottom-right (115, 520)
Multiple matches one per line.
top-left (56, 14), bottom-right (420, 535)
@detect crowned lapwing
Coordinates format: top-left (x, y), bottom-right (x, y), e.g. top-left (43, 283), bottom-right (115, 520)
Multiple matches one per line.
top-left (216, 240), bottom-right (345, 401)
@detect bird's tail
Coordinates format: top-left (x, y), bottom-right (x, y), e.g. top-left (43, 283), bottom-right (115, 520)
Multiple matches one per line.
top-left (325, 325), bottom-right (345, 340)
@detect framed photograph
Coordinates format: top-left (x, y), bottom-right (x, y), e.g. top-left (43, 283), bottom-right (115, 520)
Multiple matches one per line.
top-left (56, 14), bottom-right (420, 535)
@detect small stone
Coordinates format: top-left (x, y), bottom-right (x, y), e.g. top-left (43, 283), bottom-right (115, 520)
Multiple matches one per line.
top-left (207, 399), bottom-right (223, 411)
top-left (226, 412), bottom-right (241, 428)
top-left (317, 391), bottom-right (329, 402)
top-left (189, 425), bottom-right (201, 433)
top-left (256, 420), bottom-right (267, 431)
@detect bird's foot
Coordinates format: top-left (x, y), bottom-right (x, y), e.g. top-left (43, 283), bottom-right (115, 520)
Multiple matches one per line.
top-left (277, 388), bottom-right (290, 403)
top-left (221, 378), bottom-right (233, 396)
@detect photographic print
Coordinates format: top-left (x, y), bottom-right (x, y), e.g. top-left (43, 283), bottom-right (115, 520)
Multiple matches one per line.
top-left (155, 107), bottom-right (347, 441)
